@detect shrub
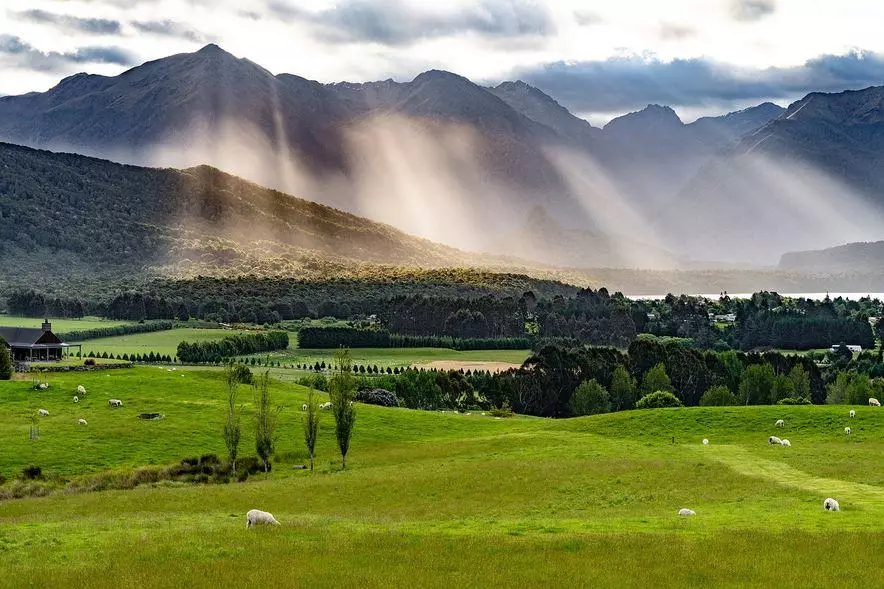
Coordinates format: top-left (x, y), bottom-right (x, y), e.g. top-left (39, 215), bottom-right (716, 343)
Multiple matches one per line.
top-left (570, 379), bottom-right (610, 416)
top-left (229, 365), bottom-right (253, 385)
top-left (488, 400), bottom-right (514, 418)
top-left (355, 388), bottom-right (399, 407)
top-left (777, 396), bottom-right (812, 405)
top-left (20, 465), bottom-right (43, 480)
top-left (84, 358), bottom-right (96, 366)
top-left (699, 385), bottom-right (738, 407)
top-left (636, 391), bottom-right (684, 409)
top-left (0, 338), bottom-right (12, 380)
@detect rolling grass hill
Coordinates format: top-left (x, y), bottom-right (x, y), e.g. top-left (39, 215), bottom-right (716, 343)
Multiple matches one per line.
top-left (0, 368), bottom-right (882, 587)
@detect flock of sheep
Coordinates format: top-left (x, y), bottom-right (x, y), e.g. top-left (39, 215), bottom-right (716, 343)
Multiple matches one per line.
top-left (683, 401), bottom-right (881, 517)
top-left (34, 384), bottom-right (124, 427)
top-left (30, 379), bottom-right (878, 528)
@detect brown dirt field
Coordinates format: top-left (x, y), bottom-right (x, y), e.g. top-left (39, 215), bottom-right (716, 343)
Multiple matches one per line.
top-left (417, 360), bottom-right (522, 373)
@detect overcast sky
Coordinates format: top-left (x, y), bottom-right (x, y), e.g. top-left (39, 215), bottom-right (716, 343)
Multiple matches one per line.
top-left (2, 0), bottom-right (884, 123)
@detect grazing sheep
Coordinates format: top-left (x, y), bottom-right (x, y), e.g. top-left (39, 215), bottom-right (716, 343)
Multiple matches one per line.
top-left (844, 427), bottom-right (851, 435)
top-left (77, 385), bottom-right (86, 395)
top-left (38, 409), bottom-right (49, 416)
top-left (775, 419), bottom-right (785, 428)
top-left (78, 418), bottom-right (88, 426)
top-left (850, 410), bottom-right (856, 418)
top-left (301, 404), bottom-right (307, 411)
top-left (870, 398), bottom-right (881, 407)
top-left (823, 498), bottom-right (840, 512)
top-left (702, 439), bottom-right (709, 445)
top-left (678, 508), bottom-right (696, 517)
top-left (108, 399), bottom-right (123, 407)
top-left (768, 436), bottom-right (782, 445)
top-left (73, 395), bottom-right (79, 403)
top-left (780, 439), bottom-right (791, 447)
top-left (246, 509), bottom-right (280, 528)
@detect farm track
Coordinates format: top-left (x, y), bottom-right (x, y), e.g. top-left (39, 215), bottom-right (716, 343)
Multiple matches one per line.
top-left (697, 445), bottom-right (884, 504)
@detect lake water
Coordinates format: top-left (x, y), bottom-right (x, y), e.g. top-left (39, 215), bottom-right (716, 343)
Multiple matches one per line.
top-left (625, 293), bottom-right (884, 301)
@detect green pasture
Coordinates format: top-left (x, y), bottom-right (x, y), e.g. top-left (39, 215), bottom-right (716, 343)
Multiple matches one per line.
top-left (75, 328), bottom-right (248, 358)
top-left (250, 346), bottom-right (531, 369)
top-left (1, 368), bottom-right (882, 587)
top-left (0, 315), bottom-right (133, 332)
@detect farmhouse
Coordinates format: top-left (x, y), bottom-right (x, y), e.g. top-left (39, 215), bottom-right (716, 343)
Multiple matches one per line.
top-left (0, 320), bottom-right (80, 362)
top-left (829, 344), bottom-right (862, 354)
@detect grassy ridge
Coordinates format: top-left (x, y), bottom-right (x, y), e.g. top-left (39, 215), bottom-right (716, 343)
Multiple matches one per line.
top-left (1, 369), bottom-right (882, 587)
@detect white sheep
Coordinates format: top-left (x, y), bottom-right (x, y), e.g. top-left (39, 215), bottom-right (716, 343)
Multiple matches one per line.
top-left (38, 383), bottom-right (48, 390)
top-left (78, 418), bottom-right (88, 426)
top-left (246, 509), bottom-right (280, 528)
top-left (844, 427), bottom-right (851, 435)
top-left (320, 402), bottom-right (331, 410)
top-left (108, 399), bottom-right (123, 407)
top-left (780, 439), bottom-right (791, 447)
top-left (823, 498), bottom-right (840, 512)
top-left (870, 398), bottom-right (881, 407)
top-left (768, 436), bottom-right (782, 445)
top-left (849, 410), bottom-right (856, 418)
top-left (73, 395), bottom-right (79, 403)
top-left (38, 409), bottom-right (49, 416)
top-left (775, 419), bottom-right (785, 428)
top-left (301, 403), bottom-right (308, 411)
top-left (702, 439), bottom-right (709, 445)
top-left (77, 385), bottom-right (86, 395)
top-left (678, 508), bottom-right (696, 517)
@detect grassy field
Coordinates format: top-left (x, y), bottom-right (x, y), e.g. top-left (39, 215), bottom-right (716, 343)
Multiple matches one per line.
top-left (253, 346), bottom-right (531, 369)
top-left (75, 328), bottom-right (248, 358)
top-left (1, 368), bottom-right (882, 587)
top-left (0, 315), bottom-right (133, 332)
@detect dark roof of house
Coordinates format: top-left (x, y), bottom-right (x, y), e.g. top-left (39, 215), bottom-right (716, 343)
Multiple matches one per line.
top-left (0, 327), bottom-right (63, 347)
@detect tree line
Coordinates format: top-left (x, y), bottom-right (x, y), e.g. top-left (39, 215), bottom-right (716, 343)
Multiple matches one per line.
top-left (57, 321), bottom-right (174, 342)
top-left (298, 326), bottom-right (530, 350)
top-left (176, 331), bottom-right (289, 364)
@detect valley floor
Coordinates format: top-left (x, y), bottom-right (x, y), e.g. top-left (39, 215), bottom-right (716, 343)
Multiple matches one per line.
top-left (1, 369), bottom-right (882, 587)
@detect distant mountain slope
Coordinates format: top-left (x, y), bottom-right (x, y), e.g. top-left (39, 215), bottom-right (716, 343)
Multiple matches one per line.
top-left (0, 45), bottom-right (349, 173)
top-left (487, 206), bottom-right (678, 270)
top-left (663, 87), bottom-right (884, 264)
top-left (779, 241), bottom-right (884, 272)
top-left (487, 81), bottom-right (599, 146)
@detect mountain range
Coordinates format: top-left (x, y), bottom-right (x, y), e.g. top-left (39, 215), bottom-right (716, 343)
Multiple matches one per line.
top-left (1, 44), bottom-right (883, 268)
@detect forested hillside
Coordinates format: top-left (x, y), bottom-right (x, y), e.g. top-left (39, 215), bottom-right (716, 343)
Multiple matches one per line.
top-left (0, 141), bottom-right (492, 291)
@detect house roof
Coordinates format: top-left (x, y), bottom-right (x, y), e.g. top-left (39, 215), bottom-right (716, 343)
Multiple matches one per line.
top-left (0, 326), bottom-right (63, 347)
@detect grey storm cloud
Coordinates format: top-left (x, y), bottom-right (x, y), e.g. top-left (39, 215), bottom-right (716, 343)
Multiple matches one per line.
top-left (14, 9), bottom-right (122, 34)
top-left (131, 20), bottom-right (205, 42)
top-left (0, 34), bottom-right (136, 72)
top-left (512, 51), bottom-right (884, 112)
top-left (268, 0), bottom-right (555, 45)
top-left (730, 0), bottom-right (776, 22)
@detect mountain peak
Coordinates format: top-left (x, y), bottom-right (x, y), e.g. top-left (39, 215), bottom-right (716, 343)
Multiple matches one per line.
top-left (603, 104), bottom-right (683, 135)
top-left (196, 43), bottom-right (225, 55)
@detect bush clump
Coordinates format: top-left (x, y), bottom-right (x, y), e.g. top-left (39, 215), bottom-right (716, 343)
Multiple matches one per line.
top-left (355, 388), bottom-right (399, 407)
top-left (699, 385), bottom-right (738, 407)
top-left (636, 391), bottom-right (684, 409)
top-left (777, 396), bottom-right (812, 405)
top-left (20, 465), bottom-right (43, 480)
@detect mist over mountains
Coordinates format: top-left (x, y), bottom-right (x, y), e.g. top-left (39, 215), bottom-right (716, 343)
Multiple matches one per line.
top-left (1, 44), bottom-right (882, 268)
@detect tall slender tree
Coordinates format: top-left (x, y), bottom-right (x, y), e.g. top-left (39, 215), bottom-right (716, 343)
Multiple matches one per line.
top-left (223, 363), bottom-right (242, 476)
top-left (304, 388), bottom-right (320, 471)
top-left (253, 371), bottom-right (280, 473)
top-left (329, 349), bottom-right (356, 469)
